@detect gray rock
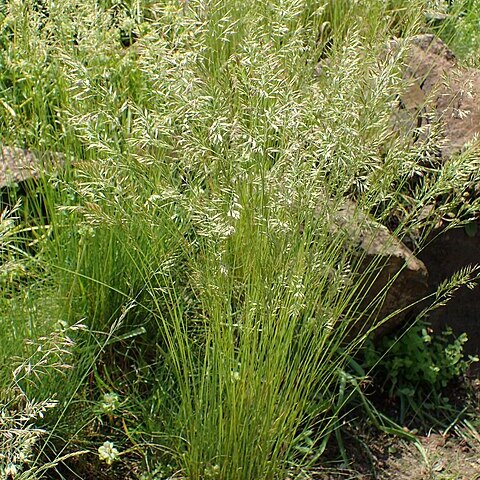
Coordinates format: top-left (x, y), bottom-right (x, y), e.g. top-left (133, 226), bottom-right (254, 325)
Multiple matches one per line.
top-left (0, 145), bottom-right (64, 188)
top-left (396, 34), bottom-right (480, 159)
top-left (326, 199), bottom-right (429, 338)
top-left (395, 34), bottom-right (480, 358)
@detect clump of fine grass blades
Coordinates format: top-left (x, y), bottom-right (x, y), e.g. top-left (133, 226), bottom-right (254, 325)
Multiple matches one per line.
top-left (1, 0), bottom-right (480, 478)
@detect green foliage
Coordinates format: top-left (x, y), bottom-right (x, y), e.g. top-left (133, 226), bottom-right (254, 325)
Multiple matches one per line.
top-left (449, 0), bottom-right (480, 62)
top-left (316, 0), bottom-right (425, 55)
top-left (363, 320), bottom-right (479, 399)
top-left (428, 0), bottom-right (480, 63)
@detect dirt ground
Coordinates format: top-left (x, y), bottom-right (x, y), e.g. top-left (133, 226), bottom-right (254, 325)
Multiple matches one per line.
top-left (378, 432), bottom-right (480, 479)
top-left (48, 379), bottom-right (480, 480)
top-left (317, 378), bottom-right (480, 480)
top-left (317, 428), bottom-right (480, 479)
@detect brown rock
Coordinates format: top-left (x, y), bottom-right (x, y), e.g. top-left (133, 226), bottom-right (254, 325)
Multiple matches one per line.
top-left (397, 34), bottom-right (480, 159)
top-left (396, 35), bottom-right (480, 360)
top-left (0, 145), bottom-right (64, 188)
top-left (329, 200), bottom-right (429, 338)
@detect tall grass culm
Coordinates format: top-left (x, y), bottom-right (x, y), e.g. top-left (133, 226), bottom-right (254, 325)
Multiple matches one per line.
top-left (1, 0), bottom-right (480, 479)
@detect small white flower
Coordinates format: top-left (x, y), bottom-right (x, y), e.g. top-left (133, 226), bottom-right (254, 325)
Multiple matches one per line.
top-left (230, 362), bottom-right (241, 381)
top-left (100, 393), bottom-right (120, 415)
top-left (98, 441), bottom-right (119, 465)
top-left (205, 464), bottom-right (220, 478)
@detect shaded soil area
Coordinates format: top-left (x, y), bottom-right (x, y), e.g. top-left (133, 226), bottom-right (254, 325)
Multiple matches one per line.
top-left (317, 426), bottom-right (480, 480)
top-left (317, 377), bottom-right (480, 480)
top-left (418, 224), bottom-right (480, 361)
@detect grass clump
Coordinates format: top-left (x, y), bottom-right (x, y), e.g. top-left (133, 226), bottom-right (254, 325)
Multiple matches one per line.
top-left (0, 0), bottom-right (479, 478)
